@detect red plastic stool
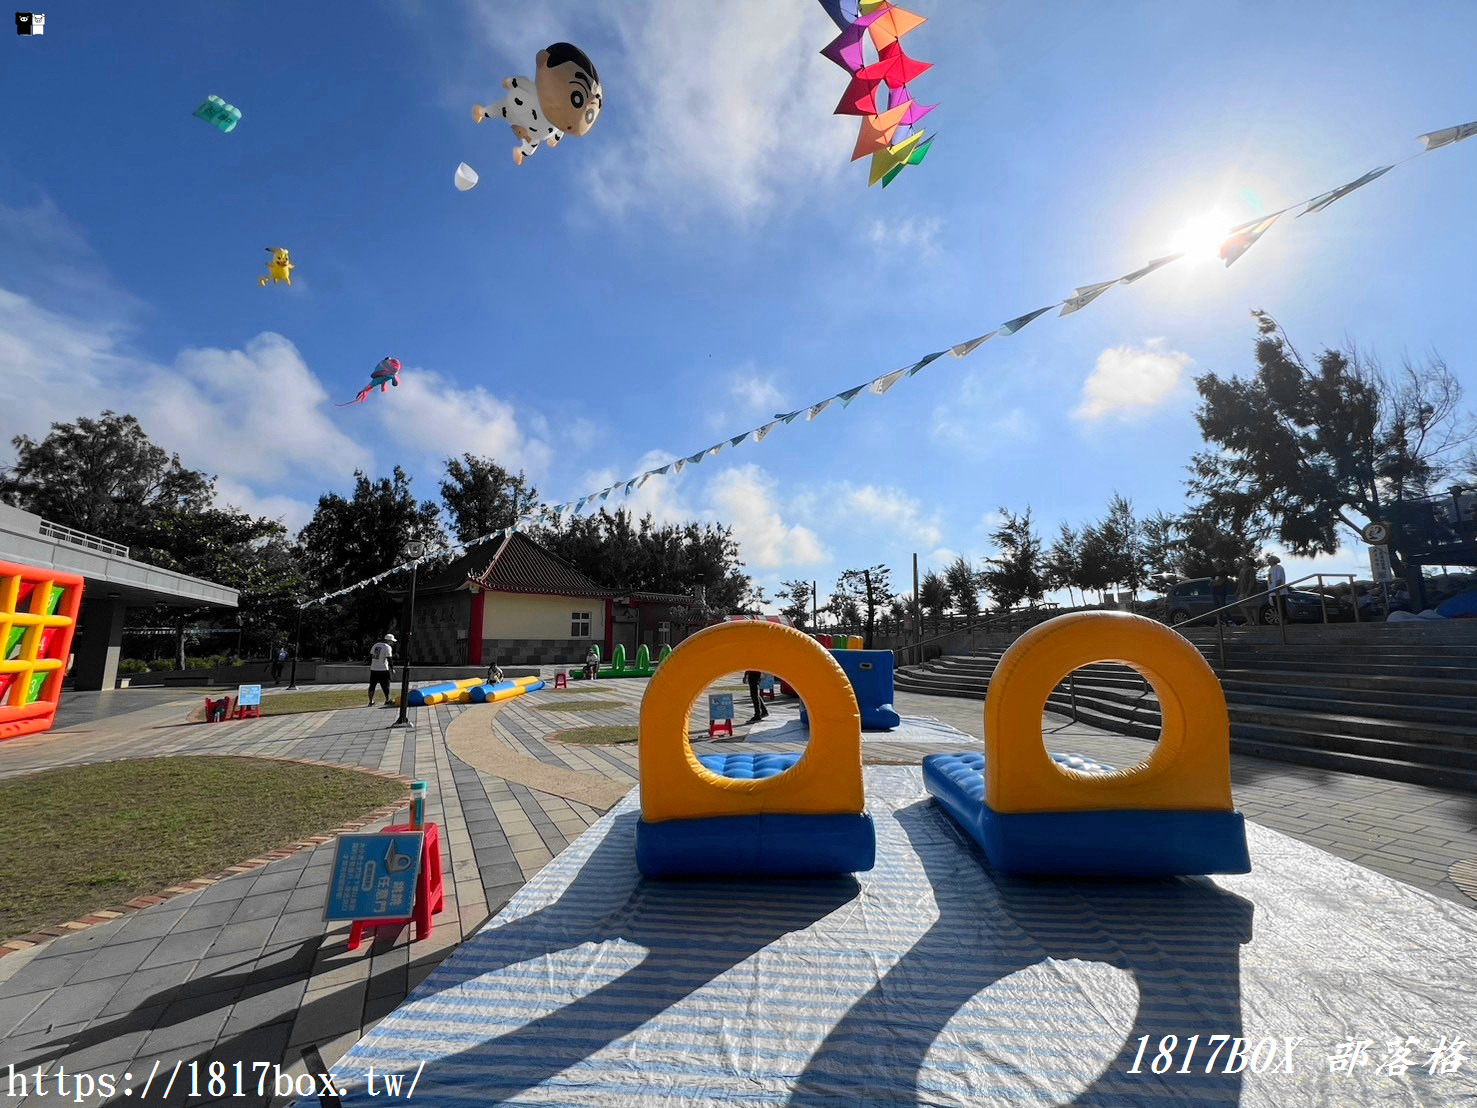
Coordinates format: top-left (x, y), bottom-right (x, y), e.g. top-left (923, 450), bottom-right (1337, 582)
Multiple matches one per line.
top-left (231, 697), bottom-right (260, 720)
top-left (707, 718), bottom-right (733, 739)
top-left (554, 671), bottom-right (568, 689)
top-left (347, 821), bottom-right (445, 950)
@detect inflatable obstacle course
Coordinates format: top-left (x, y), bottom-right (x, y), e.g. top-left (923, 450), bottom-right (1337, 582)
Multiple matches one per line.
top-left (0, 561), bottom-right (84, 741)
top-left (636, 620), bottom-right (876, 878)
top-left (409, 673), bottom-right (543, 707)
top-left (800, 649), bottom-right (901, 731)
top-left (923, 611), bottom-right (1251, 877)
top-left (573, 640), bottom-right (661, 679)
top-left (469, 675), bottom-right (546, 703)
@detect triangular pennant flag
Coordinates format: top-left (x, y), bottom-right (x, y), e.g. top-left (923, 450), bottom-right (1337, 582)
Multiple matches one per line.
top-left (857, 41), bottom-right (932, 89)
top-left (870, 367), bottom-right (908, 395)
top-left (730, 433), bottom-right (750, 447)
top-left (637, 473), bottom-right (652, 488)
top-left (1059, 279), bottom-right (1118, 316)
top-left (869, 129), bottom-right (925, 185)
top-left (706, 443), bottom-right (725, 457)
top-left (685, 450), bottom-right (705, 465)
top-left (905, 350), bottom-right (946, 376)
top-left (776, 410), bottom-right (804, 425)
top-left (754, 421), bottom-right (778, 442)
top-left (852, 100), bottom-right (911, 160)
top-left (654, 465), bottom-right (670, 476)
top-left (835, 74), bottom-right (882, 116)
top-left (1119, 253), bottom-right (1183, 284)
top-left (807, 398), bottom-right (832, 420)
top-left (1298, 166), bottom-right (1392, 216)
top-left (574, 498), bottom-right (588, 513)
top-left (836, 384), bottom-right (867, 407)
top-left (1418, 120), bottom-right (1477, 151)
top-left (624, 479), bottom-right (638, 494)
top-left (998, 305), bottom-right (1056, 335)
top-left (950, 332), bottom-right (995, 358)
top-left (672, 459), bottom-right (687, 474)
top-left (821, 10), bottom-right (882, 72)
top-left (1219, 215), bottom-right (1279, 267)
top-left (868, 6), bottom-right (926, 51)
top-left (598, 488), bottom-right (612, 501)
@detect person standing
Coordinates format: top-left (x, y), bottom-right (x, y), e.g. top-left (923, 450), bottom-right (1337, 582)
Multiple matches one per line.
top-left (584, 645), bottom-right (600, 681)
top-left (271, 646), bottom-right (288, 685)
top-left (1210, 566), bottom-right (1232, 624)
top-left (745, 669), bottom-right (770, 724)
top-left (1266, 555), bottom-right (1289, 623)
top-left (1236, 558), bottom-right (1259, 625)
top-left (368, 633), bottom-right (396, 707)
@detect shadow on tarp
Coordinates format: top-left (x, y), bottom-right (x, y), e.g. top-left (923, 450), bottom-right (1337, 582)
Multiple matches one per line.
top-left (787, 800), bottom-right (1254, 1104)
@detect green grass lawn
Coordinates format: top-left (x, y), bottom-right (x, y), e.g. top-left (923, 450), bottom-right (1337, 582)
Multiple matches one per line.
top-left (0, 756), bottom-right (405, 940)
top-left (549, 726), bottom-right (638, 745)
top-left (534, 699), bottom-right (626, 712)
top-left (190, 689), bottom-right (400, 721)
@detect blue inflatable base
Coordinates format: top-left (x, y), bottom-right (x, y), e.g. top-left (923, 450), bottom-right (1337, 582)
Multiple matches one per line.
top-left (638, 752), bottom-right (875, 878)
top-left (799, 703), bottom-right (902, 732)
top-left (923, 751), bottom-right (1252, 878)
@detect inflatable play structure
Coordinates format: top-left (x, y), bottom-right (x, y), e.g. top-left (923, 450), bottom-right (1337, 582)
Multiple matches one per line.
top-left (636, 621), bottom-right (876, 878)
top-left (923, 611), bottom-right (1251, 877)
top-left (408, 673), bottom-right (543, 707)
top-left (800, 648), bottom-right (901, 731)
top-left (0, 561), bottom-right (84, 741)
top-left (572, 642), bottom-right (661, 680)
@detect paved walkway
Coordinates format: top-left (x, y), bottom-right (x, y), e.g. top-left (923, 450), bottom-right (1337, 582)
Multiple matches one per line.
top-left (0, 678), bottom-right (1472, 1108)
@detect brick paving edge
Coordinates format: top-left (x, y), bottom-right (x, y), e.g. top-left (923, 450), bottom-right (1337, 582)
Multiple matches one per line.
top-left (0, 753), bottom-right (412, 956)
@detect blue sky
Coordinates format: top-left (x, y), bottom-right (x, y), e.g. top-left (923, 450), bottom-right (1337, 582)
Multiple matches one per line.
top-left (3, 0), bottom-right (1474, 608)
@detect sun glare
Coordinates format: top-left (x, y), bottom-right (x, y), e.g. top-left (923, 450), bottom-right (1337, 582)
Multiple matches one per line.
top-left (1169, 210), bottom-right (1236, 263)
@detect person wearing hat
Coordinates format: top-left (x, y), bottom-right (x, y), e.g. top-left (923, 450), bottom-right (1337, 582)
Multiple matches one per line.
top-left (1266, 555), bottom-right (1289, 623)
top-left (369, 632), bottom-right (397, 707)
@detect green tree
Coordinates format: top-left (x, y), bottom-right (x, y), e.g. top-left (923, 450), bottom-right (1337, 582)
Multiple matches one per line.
top-left (918, 570), bottom-right (951, 633)
top-left (837, 565), bottom-right (894, 647)
top-left (1043, 523), bottom-right (1082, 606)
top-left (979, 507), bottom-right (1045, 609)
top-left (297, 467), bottom-right (447, 650)
top-left (1074, 523), bottom-right (1114, 603)
top-left (1189, 311), bottom-right (1474, 566)
top-left (439, 454), bottom-right (540, 543)
top-left (1096, 493), bottom-right (1145, 596)
top-left (1173, 507), bottom-right (1262, 581)
top-left (779, 579), bottom-right (813, 630)
top-left (1, 411), bottom-right (213, 550)
top-left (943, 556), bottom-right (982, 619)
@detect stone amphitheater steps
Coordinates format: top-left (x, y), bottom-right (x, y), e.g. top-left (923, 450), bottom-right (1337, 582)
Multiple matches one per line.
top-left (893, 626), bottom-right (1477, 789)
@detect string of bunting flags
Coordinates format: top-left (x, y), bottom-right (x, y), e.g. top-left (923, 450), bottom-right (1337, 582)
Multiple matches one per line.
top-left (299, 117), bottom-right (1475, 611)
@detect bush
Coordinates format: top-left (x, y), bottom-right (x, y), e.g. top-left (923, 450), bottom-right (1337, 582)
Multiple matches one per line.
top-left (147, 659), bottom-right (175, 672)
top-left (118, 658), bottom-right (148, 674)
top-left (185, 657), bottom-right (213, 670)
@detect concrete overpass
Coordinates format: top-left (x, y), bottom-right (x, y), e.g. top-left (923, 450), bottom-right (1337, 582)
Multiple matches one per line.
top-left (0, 503), bottom-right (239, 690)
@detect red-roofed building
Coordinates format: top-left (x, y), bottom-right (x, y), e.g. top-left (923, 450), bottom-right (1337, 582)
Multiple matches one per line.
top-left (399, 531), bottom-right (696, 666)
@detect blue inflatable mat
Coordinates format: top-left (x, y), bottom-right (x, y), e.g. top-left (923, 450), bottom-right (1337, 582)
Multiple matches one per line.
top-left (923, 751), bottom-right (1251, 878)
top-left (639, 753), bottom-right (873, 878)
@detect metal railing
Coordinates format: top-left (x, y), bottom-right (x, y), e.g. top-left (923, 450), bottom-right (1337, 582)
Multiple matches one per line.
top-left (1170, 573), bottom-right (1365, 668)
top-left (38, 518), bottom-right (130, 558)
top-left (892, 605), bottom-right (1063, 668)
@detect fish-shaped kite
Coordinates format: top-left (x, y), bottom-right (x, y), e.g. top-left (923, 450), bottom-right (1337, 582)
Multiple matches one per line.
top-left (339, 358), bottom-right (403, 406)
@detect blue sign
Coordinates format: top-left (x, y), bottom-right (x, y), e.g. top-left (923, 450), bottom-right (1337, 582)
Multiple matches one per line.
top-left (237, 683), bottom-right (262, 707)
top-left (759, 675), bottom-right (776, 693)
top-left (708, 693), bottom-right (734, 721)
top-left (324, 833), bottom-right (424, 921)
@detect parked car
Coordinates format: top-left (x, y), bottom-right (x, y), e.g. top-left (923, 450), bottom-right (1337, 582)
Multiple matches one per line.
top-left (1164, 577), bottom-right (1353, 626)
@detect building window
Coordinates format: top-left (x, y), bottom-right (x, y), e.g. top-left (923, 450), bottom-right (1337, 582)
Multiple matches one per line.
top-left (571, 611), bottom-right (592, 637)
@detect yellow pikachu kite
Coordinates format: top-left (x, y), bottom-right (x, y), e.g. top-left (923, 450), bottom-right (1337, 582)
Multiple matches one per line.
top-left (260, 247), bottom-right (294, 287)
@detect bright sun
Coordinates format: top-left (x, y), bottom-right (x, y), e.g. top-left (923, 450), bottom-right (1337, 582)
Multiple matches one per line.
top-left (1169, 210), bottom-right (1236, 263)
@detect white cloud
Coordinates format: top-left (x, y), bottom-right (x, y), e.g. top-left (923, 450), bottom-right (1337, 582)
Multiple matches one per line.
top-left (1072, 338), bottom-right (1193, 422)
top-left (463, 0), bottom-right (845, 220)
top-left (869, 216), bottom-right (942, 256)
top-left (707, 465), bottom-right (829, 568)
top-left (833, 484), bottom-right (944, 549)
top-left (371, 367), bottom-right (552, 475)
top-left (728, 372), bottom-right (786, 415)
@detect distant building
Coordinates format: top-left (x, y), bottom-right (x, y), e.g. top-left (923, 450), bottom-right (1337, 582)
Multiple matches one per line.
top-left (398, 531), bottom-right (696, 666)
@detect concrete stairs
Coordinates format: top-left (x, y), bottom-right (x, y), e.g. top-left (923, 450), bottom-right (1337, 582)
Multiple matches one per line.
top-left (893, 622), bottom-right (1477, 790)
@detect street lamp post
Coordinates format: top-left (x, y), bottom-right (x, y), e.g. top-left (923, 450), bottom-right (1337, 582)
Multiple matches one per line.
top-left (391, 540), bottom-right (427, 730)
top-left (287, 602), bottom-right (303, 690)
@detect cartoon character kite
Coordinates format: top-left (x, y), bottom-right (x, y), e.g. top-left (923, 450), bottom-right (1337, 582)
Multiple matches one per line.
top-left (817, 1), bottom-right (938, 187)
top-left (338, 358), bottom-right (403, 407)
top-left (471, 42), bottom-right (603, 165)
top-left (260, 247), bottom-right (294, 287)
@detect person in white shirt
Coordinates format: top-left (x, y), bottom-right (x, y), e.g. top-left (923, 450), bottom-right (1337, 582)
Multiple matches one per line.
top-left (368, 633), bottom-right (396, 707)
top-left (1266, 556), bottom-right (1288, 623)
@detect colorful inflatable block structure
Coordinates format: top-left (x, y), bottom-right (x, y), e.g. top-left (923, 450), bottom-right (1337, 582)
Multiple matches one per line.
top-left (408, 674), bottom-right (543, 707)
top-left (923, 611), bottom-right (1251, 877)
top-left (800, 649), bottom-right (901, 731)
top-left (636, 621), bottom-right (876, 878)
top-left (0, 560), bottom-right (84, 741)
top-left (573, 642), bottom-right (658, 680)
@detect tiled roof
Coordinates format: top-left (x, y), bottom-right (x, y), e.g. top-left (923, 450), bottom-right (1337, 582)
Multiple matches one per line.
top-left (469, 532), bottom-right (617, 598)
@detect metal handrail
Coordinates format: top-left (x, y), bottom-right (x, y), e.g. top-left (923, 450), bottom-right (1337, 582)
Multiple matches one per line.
top-left (38, 518), bottom-right (130, 558)
top-left (1171, 573), bottom-right (1359, 668)
top-left (893, 606), bottom-right (1056, 667)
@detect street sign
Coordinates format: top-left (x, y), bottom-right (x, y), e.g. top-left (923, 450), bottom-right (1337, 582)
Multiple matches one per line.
top-left (708, 693), bottom-right (733, 721)
top-left (759, 675), bottom-right (776, 694)
top-left (1369, 545), bottom-right (1394, 583)
top-left (324, 832), bottom-right (424, 921)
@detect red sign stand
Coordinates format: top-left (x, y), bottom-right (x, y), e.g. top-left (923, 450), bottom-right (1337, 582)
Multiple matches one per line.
top-left (347, 821), bottom-right (445, 950)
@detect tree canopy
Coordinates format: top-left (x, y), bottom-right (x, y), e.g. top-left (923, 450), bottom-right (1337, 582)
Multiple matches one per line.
top-left (980, 507), bottom-right (1045, 609)
top-left (439, 453), bottom-right (540, 544)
